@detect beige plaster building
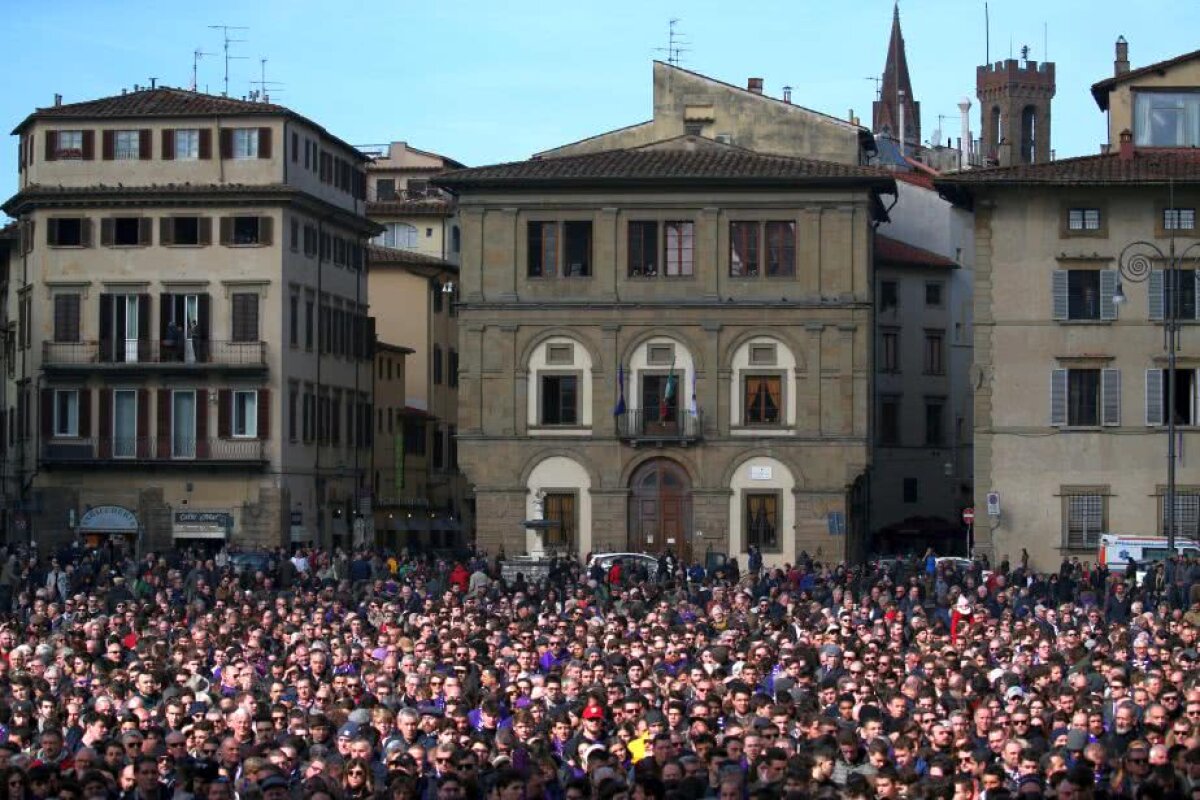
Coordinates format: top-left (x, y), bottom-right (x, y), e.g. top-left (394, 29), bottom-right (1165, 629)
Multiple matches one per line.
top-left (364, 142), bottom-right (471, 548)
top-left (1, 87), bottom-right (375, 552)
top-left (438, 136), bottom-right (894, 567)
top-left (938, 43), bottom-right (1200, 570)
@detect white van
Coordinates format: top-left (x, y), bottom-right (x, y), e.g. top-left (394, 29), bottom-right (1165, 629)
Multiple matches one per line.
top-left (1097, 534), bottom-right (1200, 581)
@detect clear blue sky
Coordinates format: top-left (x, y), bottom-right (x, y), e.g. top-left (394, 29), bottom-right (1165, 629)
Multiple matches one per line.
top-left (1, 0), bottom-right (1198, 204)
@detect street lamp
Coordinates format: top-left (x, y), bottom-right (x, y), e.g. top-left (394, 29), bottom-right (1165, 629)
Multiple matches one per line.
top-left (1115, 235), bottom-right (1200, 553)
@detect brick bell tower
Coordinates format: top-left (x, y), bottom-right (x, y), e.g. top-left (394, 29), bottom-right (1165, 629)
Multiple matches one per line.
top-left (976, 49), bottom-right (1056, 165)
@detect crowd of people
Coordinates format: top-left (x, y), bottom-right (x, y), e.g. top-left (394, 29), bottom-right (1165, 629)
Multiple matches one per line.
top-left (0, 541), bottom-right (1198, 800)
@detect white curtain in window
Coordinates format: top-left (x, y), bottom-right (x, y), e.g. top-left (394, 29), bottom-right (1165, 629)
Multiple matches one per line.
top-left (114, 390), bottom-right (136, 457)
top-left (172, 392), bottom-right (196, 458)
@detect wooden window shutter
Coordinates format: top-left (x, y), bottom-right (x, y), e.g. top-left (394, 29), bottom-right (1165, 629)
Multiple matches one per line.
top-left (100, 218), bottom-right (114, 247)
top-left (257, 388), bottom-right (270, 440)
top-left (196, 391), bottom-right (210, 459)
top-left (1149, 270), bottom-right (1164, 321)
top-left (1051, 270), bottom-right (1068, 320)
top-left (198, 293), bottom-right (211, 338)
top-left (218, 389), bottom-right (232, 438)
top-left (1146, 369), bottom-right (1164, 426)
top-left (79, 218), bottom-right (93, 247)
top-left (98, 389), bottom-right (112, 458)
top-left (1100, 270), bottom-right (1118, 321)
top-left (258, 127), bottom-right (272, 159)
top-left (1102, 368), bottom-right (1121, 427)
top-left (101, 130), bottom-right (116, 161)
top-left (40, 389), bottom-right (53, 438)
top-left (198, 217), bottom-right (213, 245)
top-left (138, 129), bottom-right (152, 160)
top-left (258, 216), bottom-right (273, 246)
top-left (1050, 368), bottom-right (1068, 427)
top-left (161, 129), bottom-right (175, 160)
top-left (99, 294), bottom-right (113, 350)
top-left (160, 217), bottom-right (174, 246)
top-left (291, 131), bottom-right (298, 162)
top-left (79, 389), bottom-right (92, 437)
top-left (46, 218), bottom-right (59, 246)
top-left (81, 130), bottom-right (95, 160)
top-left (44, 130), bottom-right (58, 161)
top-left (198, 128), bottom-right (212, 160)
top-left (156, 390), bottom-right (171, 458)
top-left (137, 295), bottom-right (151, 359)
top-left (219, 128), bottom-right (233, 159)
top-left (219, 217), bottom-right (233, 245)
top-left (138, 217), bottom-right (153, 246)
top-left (137, 389), bottom-right (150, 458)
top-left (159, 293), bottom-right (172, 341)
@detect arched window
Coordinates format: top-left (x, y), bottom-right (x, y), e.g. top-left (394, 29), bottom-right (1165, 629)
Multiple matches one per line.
top-left (1020, 106), bottom-right (1037, 164)
top-left (375, 222), bottom-right (418, 250)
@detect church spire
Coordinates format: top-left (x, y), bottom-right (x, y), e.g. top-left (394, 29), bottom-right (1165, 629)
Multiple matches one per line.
top-left (872, 1), bottom-right (921, 148)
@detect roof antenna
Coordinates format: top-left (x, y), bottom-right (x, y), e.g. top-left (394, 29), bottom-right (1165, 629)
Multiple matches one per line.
top-left (250, 57), bottom-right (285, 103)
top-left (864, 76), bottom-right (882, 101)
top-left (192, 47), bottom-right (213, 92)
top-left (208, 24), bottom-right (249, 97)
top-left (654, 18), bottom-right (690, 67)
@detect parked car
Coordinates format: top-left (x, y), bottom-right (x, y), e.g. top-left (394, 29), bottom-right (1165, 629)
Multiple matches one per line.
top-left (586, 552), bottom-right (661, 578)
top-left (229, 551), bottom-right (274, 574)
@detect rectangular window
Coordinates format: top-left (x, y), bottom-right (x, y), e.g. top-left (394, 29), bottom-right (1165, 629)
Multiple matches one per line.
top-left (743, 375), bottom-right (782, 425)
top-left (170, 216), bottom-right (202, 246)
top-left (1134, 92), bottom-right (1200, 147)
top-left (1068, 208), bottom-right (1102, 231)
top-left (664, 221), bottom-right (694, 277)
top-left (449, 349), bottom-right (459, 388)
top-left (172, 390), bottom-right (197, 459)
top-left (879, 395), bottom-right (900, 445)
top-left (1065, 491), bottom-right (1106, 549)
top-left (114, 130), bottom-right (139, 160)
top-left (53, 294), bottom-right (81, 342)
top-left (745, 493), bottom-right (780, 552)
top-left (404, 418), bottom-right (426, 456)
top-left (543, 492), bottom-right (575, 547)
top-left (563, 221), bottom-right (592, 277)
top-left (231, 293), bottom-right (259, 342)
top-left (305, 299), bottom-right (315, 351)
top-left (54, 390), bottom-right (79, 437)
top-left (528, 222), bottom-right (558, 277)
top-left (289, 389), bottom-right (298, 442)
top-left (432, 346), bottom-right (443, 385)
top-left (628, 221), bottom-right (658, 276)
top-left (48, 218), bottom-right (85, 247)
top-left (232, 390), bottom-right (258, 438)
top-left (171, 129), bottom-right (199, 160)
top-left (113, 389), bottom-right (137, 458)
top-left (1068, 369), bottom-right (1101, 427)
top-left (1161, 368), bottom-right (1199, 426)
top-left (55, 130), bottom-right (84, 159)
top-left (730, 221), bottom-right (760, 277)
top-left (432, 426), bottom-right (445, 470)
top-left (111, 217), bottom-right (143, 246)
top-left (881, 328), bottom-right (900, 373)
top-left (903, 477), bottom-right (919, 504)
top-left (925, 281), bottom-right (944, 307)
top-left (231, 216), bottom-right (263, 245)
top-left (641, 374), bottom-right (678, 422)
top-left (923, 330), bottom-right (945, 375)
top-left (1164, 269), bottom-right (1198, 320)
top-left (879, 280), bottom-right (898, 312)
top-left (924, 399), bottom-right (945, 446)
top-left (765, 221), bottom-right (796, 277)
top-left (376, 179), bottom-right (396, 201)
top-left (1068, 270), bottom-right (1101, 320)
top-left (540, 375), bottom-right (579, 426)
top-left (232, 128), bottom-right (259, 159)
top-left (1165, 208), bottom-right (1197, 231)
top-left (1160, 491), bottom-right (1200, 540)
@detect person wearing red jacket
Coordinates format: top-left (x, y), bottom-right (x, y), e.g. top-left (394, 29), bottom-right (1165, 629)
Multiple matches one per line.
top-left (449, 563), bottom-right (470, 593)
top-left (950, 594), bottom-right (973, 644)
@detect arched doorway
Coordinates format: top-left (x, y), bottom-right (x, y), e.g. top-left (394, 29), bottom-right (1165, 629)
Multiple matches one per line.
top-left (628, 458), bottom-right (692, 559)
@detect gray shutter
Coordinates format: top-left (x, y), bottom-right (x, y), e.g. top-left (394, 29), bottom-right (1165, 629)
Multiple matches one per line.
top-left (1051, 368), bottom-right (1068, 427)
top-left (1052, 270), bottom-right (1069, 320)
top-left (1102, 368), bottom-right (1121, 426)
top-left (1100, 270), bottom-right (1118, 321)
top-left (1149, 270), bottom-right (1164, 321)
top-left (1146, 368), bottom-right (1164, 426)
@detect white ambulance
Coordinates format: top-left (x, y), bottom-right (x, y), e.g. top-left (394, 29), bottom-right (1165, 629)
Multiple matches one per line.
top-left (1097, 534), bottom-right (1200, 582)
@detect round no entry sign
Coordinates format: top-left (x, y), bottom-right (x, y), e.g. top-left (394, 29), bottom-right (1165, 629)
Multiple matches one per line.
top-left (962, 508), bottom-right (975, 525)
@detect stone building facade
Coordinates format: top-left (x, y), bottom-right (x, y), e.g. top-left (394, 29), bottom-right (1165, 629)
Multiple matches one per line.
top-left (438, 137), bottom-right (894, 567)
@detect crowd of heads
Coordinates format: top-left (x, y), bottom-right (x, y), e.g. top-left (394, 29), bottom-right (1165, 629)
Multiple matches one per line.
top-left (0, 543), bottom-right (1198, 800)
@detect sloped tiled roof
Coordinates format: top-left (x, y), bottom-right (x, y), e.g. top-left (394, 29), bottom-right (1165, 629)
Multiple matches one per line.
top-left (437, 137), bottom-right (895, 190)
top-left (367, 198), bottom-right (455, 216)
top-left (367, 244), bottom-right (457, 272)
top-left (935, 149), bottom-right (1200, 189)
top-left (1091, 48), bottom-right (1200, 110)
top-left (875, 234), bottom-right (958, 269)
top-left (14, 87), bottom-right (368, 160)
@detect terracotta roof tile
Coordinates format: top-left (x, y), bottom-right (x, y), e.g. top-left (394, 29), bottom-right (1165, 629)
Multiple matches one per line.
top-left (1091, 49), bottom-right (1200, 110)
top-left (367, 198), bottom-right (455, 216)
top-left (935, 149), bottom-right (1200, 188)
top-left (366, 244), bottom-right (456, 271)
top-left (437, 137), bottom-right (895, 189)
top-left (875, 234), bottom-right (958, 268)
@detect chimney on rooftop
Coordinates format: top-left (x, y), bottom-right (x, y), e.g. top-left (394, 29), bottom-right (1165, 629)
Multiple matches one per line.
top-left (747, 77), bottom-right (763, 95)
top-left (53, 93), bottom-right (62, 107)
top-left (1115, 36), bottom-right (1130, 76)
top-left (782, 85), bottom-right (792, 104)
top-left (1119, 128), bottom-right (1134, 160)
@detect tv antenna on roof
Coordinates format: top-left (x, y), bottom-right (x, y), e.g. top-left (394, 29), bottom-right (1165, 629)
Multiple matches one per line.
top-left (192, 47), bottom-right (213, 92)
top-left (865, 76), bottom-right (882, 100)
top-left (250, 58), bottom-right (284, 103)
top-left (654, 18), bottom-right (690, 67)
top-left (208, 24), bottom-right (248, 97)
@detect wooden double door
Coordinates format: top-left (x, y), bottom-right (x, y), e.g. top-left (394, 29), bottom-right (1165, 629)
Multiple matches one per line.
top-left (628, 458), bottom-right (692, 561)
